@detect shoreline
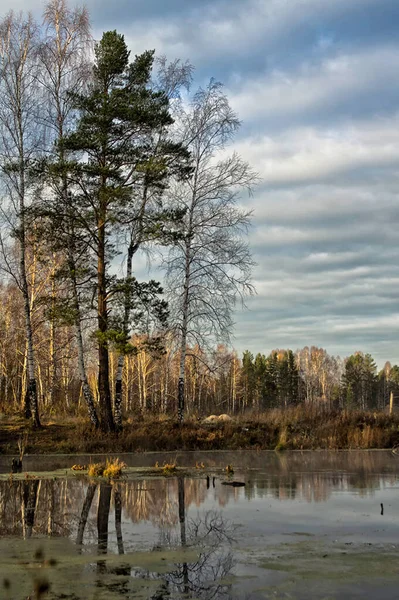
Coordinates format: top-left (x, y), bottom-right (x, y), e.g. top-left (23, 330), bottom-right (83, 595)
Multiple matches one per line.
top-left (1, 408), bottom-right (399, 455)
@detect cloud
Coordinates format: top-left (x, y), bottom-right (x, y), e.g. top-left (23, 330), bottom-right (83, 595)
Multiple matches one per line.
top-left (91, 0), bottom-right (399, 79)
top-left (0, 0), bottom-right (43, 13)
top-left (228, 45), bottom-right (399, 129)
top-left (1, 0), bottom-right (398, 367)
top-left (228, 101), bottom-right (399, 365)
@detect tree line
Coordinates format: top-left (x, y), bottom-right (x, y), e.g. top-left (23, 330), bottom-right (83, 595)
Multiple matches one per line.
top-left (0, 1), bottom-right (255, 431)
top-left (0, 280), bottom-right (397, 418)
top-left (1, 2), bottom-right (394, 430)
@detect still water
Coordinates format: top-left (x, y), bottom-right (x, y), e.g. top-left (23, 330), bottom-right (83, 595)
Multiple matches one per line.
top-left (1, 450), bottom-right (399, 599)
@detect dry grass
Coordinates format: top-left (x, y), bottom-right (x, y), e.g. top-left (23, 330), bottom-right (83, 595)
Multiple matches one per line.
top-left (87, 458), bottom-right (126, 479)
top-left (1, 407), bottom-right (399, 454)
top-left (155, 460), bottom-right (178, 475)
top-left (87, 462), bottom-right (105, 477)
top-left (103, 458), bottom-right (126, 479)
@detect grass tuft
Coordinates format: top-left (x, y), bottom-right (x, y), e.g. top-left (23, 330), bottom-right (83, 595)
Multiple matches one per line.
top-left (155, 460), bottom-right (178, 475)
top-left (103, 458), bottom-right (126, 480)
top-left (87, 462), bottom-right (105, 477)
top-left (87, 458), bottom-right (126, 479)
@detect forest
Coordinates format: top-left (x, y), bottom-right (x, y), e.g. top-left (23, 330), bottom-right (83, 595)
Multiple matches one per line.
top-left (0, 1), bottom-right (397, 445)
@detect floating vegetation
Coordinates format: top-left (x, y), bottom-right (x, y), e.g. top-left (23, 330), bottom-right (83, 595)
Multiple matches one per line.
top-left (155, 461), bottom-right (178, 476)
top-left (103, 458), bottom-right (126, 479)
top-left (87, 458), bottom-right (126, 479)
top-left (87, 462), bottom-right (105, 477)
top-left (71, 464), bottom-right (87, 471)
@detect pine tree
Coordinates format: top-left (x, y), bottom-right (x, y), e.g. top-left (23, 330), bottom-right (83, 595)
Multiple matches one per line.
top-left (342, 352), bottom-right (377, 410)
top-left (62, 31), bottom-right (181, 431)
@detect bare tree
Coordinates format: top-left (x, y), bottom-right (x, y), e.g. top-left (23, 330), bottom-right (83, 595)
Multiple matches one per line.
top-left (0, 12), bottom-right (42, 425)
top-left (112, 56), bottom-right (192, 428)
top-left (162, 80), bottom-right (257, 422)
top-left (36, 0), bottom-right (99, 426)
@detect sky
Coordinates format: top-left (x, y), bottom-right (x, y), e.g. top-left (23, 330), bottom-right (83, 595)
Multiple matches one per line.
top-left (4, 0), bottom-right (399, 366)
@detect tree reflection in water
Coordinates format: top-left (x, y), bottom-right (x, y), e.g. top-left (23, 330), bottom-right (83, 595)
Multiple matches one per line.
top-left (1, 457), bottom-right (398, 598)
top-left (76, 481), bottom-right (97, 547)
top-left (128, 476), bottom-right (236, 600)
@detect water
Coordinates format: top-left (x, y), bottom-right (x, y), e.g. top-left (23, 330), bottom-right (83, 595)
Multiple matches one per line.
top-left (1, 450), bottom-right (399, 599)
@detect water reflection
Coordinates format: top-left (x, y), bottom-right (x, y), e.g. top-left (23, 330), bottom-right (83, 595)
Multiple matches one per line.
top-left (0, 476), bottom-right (236, 599)
top-left (2, 452), bottom-right (399, 598)
top-left (1, 461), bottom-right (399, 540)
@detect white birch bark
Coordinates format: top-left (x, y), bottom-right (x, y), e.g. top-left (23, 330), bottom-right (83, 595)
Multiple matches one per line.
top-left (39, 0), bottom-right (98, 425)
top-left (0, 13), bottom-right (42, 426)
top-left (163, 80), bottom-right (256, 421)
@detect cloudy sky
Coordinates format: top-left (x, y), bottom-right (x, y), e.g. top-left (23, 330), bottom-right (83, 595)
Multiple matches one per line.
top-left (5, 0), bottom-right (399, 365)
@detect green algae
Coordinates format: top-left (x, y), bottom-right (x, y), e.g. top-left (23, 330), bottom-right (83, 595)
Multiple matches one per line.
top-left (0, 537), bottom-right (199, 600)
top-left (258, 540), bottom-right (399, 582)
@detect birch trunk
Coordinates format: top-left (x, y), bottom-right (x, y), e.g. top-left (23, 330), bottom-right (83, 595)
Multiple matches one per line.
top-left (48, 258), bottom-right (57, 407)
top-left (21, 206), bottom-right (40, 427)
top-left (40, 0), bottom-right (93, 421)
top-left (114, 486), bottom-right (124, 554)
top-left (178, 476), bottom-right (189, 595)
top-left (76, 482), bottom-right (97, 547)
top-left (177, 222), bottom-right (194, 423)
top-left (22, 479), bottom-right (39, 539)
top-left (70, 258), bottom-right (99, 428)
top-left (0, 13), bottom-right (41, 427)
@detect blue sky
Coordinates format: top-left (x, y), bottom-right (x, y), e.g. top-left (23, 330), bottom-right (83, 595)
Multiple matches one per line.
top-left (7, 0), bottom-right (399, 365)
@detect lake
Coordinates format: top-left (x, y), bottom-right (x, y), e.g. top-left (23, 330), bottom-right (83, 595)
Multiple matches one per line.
top-left (1, 450), bottom-right (399, 599)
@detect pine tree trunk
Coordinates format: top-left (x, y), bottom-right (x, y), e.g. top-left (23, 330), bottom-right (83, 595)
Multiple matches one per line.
top-left (114, 196), bottom-right (143, 428)
top-left (97, 206), bottom-right (115, 433)
top-left (114, 244), bottom-right (133, 429)
top-left (114, 354), bottom-right (124, 429)
top-left (97, 483), bottom-right (112, 555)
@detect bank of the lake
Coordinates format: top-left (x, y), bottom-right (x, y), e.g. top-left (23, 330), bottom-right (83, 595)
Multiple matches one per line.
top-left (1, 408), bottom-right (399, 454)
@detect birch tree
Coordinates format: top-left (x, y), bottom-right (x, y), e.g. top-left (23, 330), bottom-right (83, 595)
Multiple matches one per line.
top-left (36, 0), bottom-right (100, 426)
top-left (162, 80), bottom-right (257, 422)
top-left (0, 12), bottom-right (42, 426)
top-left (113, 56), bottom-right (192, 428)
